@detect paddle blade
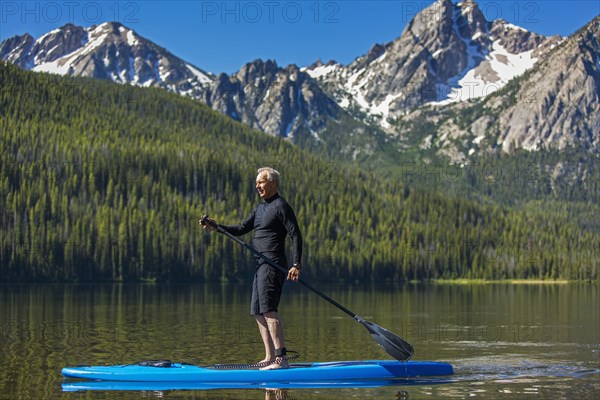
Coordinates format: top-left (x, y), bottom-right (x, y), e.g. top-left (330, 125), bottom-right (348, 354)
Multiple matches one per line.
top-left (356, 317), bottom-right (414, 361)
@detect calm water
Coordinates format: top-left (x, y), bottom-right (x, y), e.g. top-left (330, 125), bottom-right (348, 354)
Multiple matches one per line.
top-left (0, 283), bottom-right (598, 399)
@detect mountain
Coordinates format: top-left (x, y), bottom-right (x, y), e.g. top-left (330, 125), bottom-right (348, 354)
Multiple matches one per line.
top-left (1, 0), bottom-right (598, 158)
top-left (0, 21), bottom-right (342, 140)
top-left (305, 0), bottom-right (561, 127)
top-left (207, 59), bottom-right (342, 140)
top-left (491, 16), bottom-right (600, 153)
top-left (0, 22), bottom-right (213, 98)
top-left (398, 15), bottom-right (600, 164)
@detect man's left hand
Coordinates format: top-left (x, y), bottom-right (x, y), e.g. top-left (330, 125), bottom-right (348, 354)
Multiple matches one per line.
top-left (287, 267), bottom-right (300, 282)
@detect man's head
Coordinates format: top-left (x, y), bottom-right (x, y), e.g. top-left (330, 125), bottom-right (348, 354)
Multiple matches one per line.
top-left (256, 167), bottom-right (280, 199)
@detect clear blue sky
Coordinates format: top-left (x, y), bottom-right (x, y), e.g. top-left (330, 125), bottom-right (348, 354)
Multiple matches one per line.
top-left (1, 1), bottom-right (598, 74)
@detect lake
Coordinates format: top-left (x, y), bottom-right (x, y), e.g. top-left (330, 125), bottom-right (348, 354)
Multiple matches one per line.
top-left (0, 282), bottom-right (598, 399)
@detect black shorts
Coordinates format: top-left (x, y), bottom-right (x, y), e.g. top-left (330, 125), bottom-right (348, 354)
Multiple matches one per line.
top-left (250, 261), bottom-right (286, 315)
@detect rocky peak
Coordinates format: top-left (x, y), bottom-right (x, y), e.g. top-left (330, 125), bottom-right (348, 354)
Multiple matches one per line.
top-left (210, 59), bottom-right (340, 139)
top-left (0, 33), bottom-right (34, 68)
top-left (306, 0), bottom-right (560, 126)
top-left (29, 23), bottom-right (88, 65)
top-left (1, 22), bottom-right (214, 97)
top-left (404, 0), bottom-right (454, 40)
top-left (306, 59), bottom-right (337, 70)
top-left (456, 0), bottom-right (490, 40)
top-left (353, 43), bottom-right (387, 70)
top-left (490, 19), bottom-right (557, 55)
top-left (236, 59), bottom-right (279, 83)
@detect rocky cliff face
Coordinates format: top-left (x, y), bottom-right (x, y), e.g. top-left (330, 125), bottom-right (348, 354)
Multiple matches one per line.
top-left (495, 17), bottom-right (600, 152)
top-left (208, 60), bottom-right (340, 139)
top-left (0, 33), bottom-right (35, 68)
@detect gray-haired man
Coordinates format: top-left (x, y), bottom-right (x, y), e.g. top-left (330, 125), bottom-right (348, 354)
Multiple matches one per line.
top-left (200, 167), bottom-right (302, 369)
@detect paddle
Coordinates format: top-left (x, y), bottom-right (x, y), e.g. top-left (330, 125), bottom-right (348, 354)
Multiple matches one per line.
top-left (199, 215), bottom-right (414, 361)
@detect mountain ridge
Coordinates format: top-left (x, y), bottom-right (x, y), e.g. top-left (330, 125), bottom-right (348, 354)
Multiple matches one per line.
top-left (1, 22), bottom-right (214, 97)
top-left (1, 0), bottom-right (598, 156)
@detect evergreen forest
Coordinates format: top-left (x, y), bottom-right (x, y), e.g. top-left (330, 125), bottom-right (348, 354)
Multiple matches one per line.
top-left (1, 62), bottom-right (598, 282)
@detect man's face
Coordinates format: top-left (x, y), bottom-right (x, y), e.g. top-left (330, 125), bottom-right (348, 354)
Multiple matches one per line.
top-left (256, 172), bottom-right (278, 199)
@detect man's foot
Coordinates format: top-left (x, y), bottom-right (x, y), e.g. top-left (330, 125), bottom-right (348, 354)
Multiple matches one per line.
top-left (260, 357), bottom-right (289, 370)
top-left (252, 358), bottom-right (271, 368)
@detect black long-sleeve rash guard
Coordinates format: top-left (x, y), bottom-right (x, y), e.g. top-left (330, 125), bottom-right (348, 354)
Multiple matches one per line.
top-left (219, 194), bottom-right (302, 267)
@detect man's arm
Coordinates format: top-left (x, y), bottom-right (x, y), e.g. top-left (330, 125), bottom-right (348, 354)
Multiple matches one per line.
top-left (199, 209), bottom-right (255, 236)
top-left (282, 204), bottom-right (302, 267)
top-left (219, 209), bottom-right (256, 236)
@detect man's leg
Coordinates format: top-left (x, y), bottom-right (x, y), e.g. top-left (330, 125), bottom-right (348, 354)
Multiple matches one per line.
top-left (261, 311), bottom-right (288, 369)
top-left (255, 314), bottom-right (275, 362)
top-left (264, 312), bottom-right (285, 351)
top-left (253, 263), bottom-right (288, 368)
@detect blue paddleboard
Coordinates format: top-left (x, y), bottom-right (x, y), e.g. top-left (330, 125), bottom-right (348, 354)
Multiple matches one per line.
top-left (62, 360), bottom-right (453, 383)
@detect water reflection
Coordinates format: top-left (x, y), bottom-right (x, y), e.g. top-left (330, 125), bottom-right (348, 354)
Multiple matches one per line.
top-left (265, 389), bottom-right (286, 400)
top-left (61, 378), bottom-right (451, 397)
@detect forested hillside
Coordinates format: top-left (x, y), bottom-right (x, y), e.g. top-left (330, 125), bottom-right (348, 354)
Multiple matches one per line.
top-left (1, 62), bottom-right (598, 282)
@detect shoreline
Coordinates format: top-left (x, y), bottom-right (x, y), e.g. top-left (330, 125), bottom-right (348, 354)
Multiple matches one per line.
top-left (430, 279), bottom-right (573, 285)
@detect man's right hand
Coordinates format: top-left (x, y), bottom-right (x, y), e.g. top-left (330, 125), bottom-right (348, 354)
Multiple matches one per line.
top-left (199, 215), bottom-right (218, 231)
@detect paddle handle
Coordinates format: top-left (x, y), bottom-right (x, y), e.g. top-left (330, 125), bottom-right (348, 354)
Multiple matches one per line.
top-left (200, 215), bottom-right (357, 319)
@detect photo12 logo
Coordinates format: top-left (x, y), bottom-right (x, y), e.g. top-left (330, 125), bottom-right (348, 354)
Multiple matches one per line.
top-left (200, 1), bottom-right (340, 24)
top-left (1, 1), bottom-right (140, 24)
top-left (400, 1), bottom-right (541, 25)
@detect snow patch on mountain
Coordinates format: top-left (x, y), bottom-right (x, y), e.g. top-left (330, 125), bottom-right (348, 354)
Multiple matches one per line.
top-left (186, 64), bottom-right (213, 84)
top-left (431, 39), bottom-right (537, 105)
top-left (32, 57), bottom-right (72, 75)
top-left (305, 63), bottom-right (338, 78)
top-left (505, 22), bottom-right (528, 32)
top-left (489, 41), bottom-right (537, 81)
top-left (125, 29), bottom-right (138, 47)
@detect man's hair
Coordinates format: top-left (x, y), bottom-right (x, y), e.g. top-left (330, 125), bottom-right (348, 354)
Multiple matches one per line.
top-left (257, 167), bottom-right (280, 187)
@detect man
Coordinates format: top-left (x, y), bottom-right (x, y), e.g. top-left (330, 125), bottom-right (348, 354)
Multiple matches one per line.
top-left (199, 167), bottom-right (302, 369)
